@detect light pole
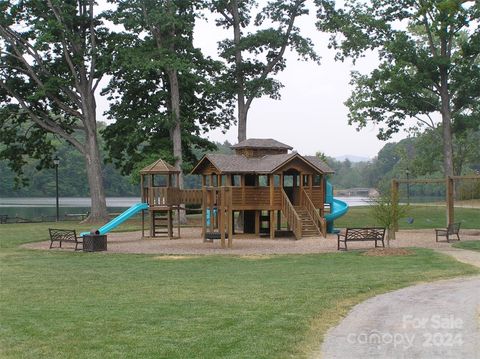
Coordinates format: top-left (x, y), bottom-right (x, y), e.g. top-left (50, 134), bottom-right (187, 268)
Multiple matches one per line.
top-left (405, 168), bottom-right (410, 205)
top-left (53, 156), bottom-right (60, 221)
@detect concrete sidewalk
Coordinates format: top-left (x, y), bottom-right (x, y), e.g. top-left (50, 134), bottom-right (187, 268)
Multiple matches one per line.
top-left (319, 248), bottom-right (480, 359)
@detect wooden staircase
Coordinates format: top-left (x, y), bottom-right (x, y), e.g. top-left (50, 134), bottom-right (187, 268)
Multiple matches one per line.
top-left (294, 206), bottom-right (321, 237)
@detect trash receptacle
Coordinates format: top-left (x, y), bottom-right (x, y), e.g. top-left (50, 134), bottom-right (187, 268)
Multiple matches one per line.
top-left (83, 234), bottom-right (107, 252)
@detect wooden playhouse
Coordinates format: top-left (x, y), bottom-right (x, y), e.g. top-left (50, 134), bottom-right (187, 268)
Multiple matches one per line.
top-left (139, 139), bottom-right (334, 247)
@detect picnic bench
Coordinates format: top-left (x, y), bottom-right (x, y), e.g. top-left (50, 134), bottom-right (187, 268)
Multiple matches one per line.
top-left (0, 214), bottom-right (7, 224)
top-left (49, 228), bottom-right (83, 250)
top-left (337, 227), bottom-right (386, 251)
top-left (435, 223), bottom-right (461, 242)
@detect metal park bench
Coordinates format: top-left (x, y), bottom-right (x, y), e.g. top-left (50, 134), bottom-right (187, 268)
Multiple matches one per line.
top-left (48, 228), bottom-right (83, 250)
top-left (435, 223), bottom-right (461, 243)
top-left (337, 227), bottom-right (386, 251)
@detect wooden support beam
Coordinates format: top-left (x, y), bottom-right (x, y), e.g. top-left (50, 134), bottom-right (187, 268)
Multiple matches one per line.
top-left (140, 175), bottom-right (144, 203)
top-left (177, 208), bottom-right (180, 238)
top-left (228, 189), bottom-right (233, 248)
top-left (270, 210), bottom-right (275, 239)
top-left (141, 209), bottom-right (145, 238)
top-left (150, 210), bottom-right (154, 237)
top-left (255, 210), bottom-right (260, 235)
top-left (269, 174), bottom-right (274, 207)
top-left (209, 189), bottom-right (214, 233)
top-left (202, 186), bottom-right (207, 241)
top-left (168, 209), bottom-right (172, 240)
top-left (220, 187), bottom-right (226, 249)
top-left (395, 178), bottom-right (445, 184)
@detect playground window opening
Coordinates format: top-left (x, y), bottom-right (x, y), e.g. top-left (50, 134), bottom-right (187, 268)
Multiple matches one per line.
top-left (232, 175), bottom-right (241, 186)
top-left (258, 175), bottom-right (268, 187)
top-left (313, 175), bottom-right (321, 186)
top-left (303, 175), bottom-right (309, 187)
top-left (274, 175), bottom-right (280, 187)
top-left (153, 175), bottom-right (167, 187)
top-left (221, 175), bottom-right (227, 186)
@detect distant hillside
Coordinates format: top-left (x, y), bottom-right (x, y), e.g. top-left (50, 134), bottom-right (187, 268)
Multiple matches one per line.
top-left (335, 155), bottom-right (370, 163)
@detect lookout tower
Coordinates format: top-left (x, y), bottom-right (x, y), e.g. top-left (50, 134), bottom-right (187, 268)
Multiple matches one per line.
top-left (140, 158), bottom-right (181, 239)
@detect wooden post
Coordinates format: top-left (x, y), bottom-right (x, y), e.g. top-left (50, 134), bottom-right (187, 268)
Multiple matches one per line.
top-left (220, 187), bottom-right (226, 248)
top-left (140, 175), bottom-right (144, 203)
top-left (241, 174), bottom-right (245, 206)
top-left (269, 174), bottom-right (274, 207)
top-left (270, 210), bottom-right (275, 239)
top-left (446, 176), bottom-right (454, 226)
top-left (209, 189), bottom-right (214, 232)
top-left (167, 209), bottom-right (172, 240)
top-left (202, 185), bottom-right (207, 241)
top-left (141, 209), bottom-right (145, 238)
top-left (177, 207), bottom-right (180, 238)
top-left (150, 210), bottom-right (154, 237)
top-left (228, 188), bottom-right (233, 248)
top-left (255, 210), bottom-right (260, 235)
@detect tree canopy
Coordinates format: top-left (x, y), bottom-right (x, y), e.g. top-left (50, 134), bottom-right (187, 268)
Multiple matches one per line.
top-left (0, 0), bottom-right (110, 221)
top-left (316, 0), bottom-right (480, 176)
top-left (211, 0), bottom-right (320, 142)
top-left (102, 0), bottom-right (235, 178)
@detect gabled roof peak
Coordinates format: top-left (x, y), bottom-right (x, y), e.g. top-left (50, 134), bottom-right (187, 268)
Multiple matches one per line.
top-left (140, 158), bottom-right (179, 174)
top-left (231, 138), bottom-right (293, 150)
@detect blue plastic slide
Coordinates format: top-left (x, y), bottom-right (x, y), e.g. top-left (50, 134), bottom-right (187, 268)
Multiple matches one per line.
top-left (80, 202), bottom-right (148, 236)
top-left (324, 181), bottom-right (349, 233)
top-left (206, 208), bottom-right (217, 227)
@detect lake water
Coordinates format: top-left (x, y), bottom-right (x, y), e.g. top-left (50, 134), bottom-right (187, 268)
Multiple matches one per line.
top-left (0, 197), bottom-right (140, 220)
top-left (0, 196), bottom-right (370, 220)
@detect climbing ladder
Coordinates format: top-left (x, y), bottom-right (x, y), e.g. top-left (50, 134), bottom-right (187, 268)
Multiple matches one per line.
top-left (150, 209), bottom-right (173, 238)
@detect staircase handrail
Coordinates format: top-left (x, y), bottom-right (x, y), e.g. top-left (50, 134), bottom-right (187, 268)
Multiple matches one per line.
top-left (281, 189), bottom-right (302, 239)
top-left (301, 188), bottom-right (327, 237)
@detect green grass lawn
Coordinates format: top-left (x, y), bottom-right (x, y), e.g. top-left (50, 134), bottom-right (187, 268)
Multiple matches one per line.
top-left (452, 240), bottom-right (480, 252)
top-left (1, 222), bottom-right (479, 359)
top-left (336, 205), bottom-right (480, 229)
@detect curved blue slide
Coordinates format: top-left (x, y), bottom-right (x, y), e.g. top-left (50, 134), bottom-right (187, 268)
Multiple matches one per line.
top-left (80, 202), bottom-right (148, 236)
top-left (324, 181), bottom-right (349, 233)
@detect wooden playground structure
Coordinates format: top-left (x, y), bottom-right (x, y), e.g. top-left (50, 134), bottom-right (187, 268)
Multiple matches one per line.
top-left (139, 139), bottom-right (335, 248)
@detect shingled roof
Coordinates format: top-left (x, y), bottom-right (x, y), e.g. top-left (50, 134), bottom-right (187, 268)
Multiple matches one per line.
top-left (140, 158), bottom-right (179, 174)
top-left (304, 156), bottom-right (335, 174)
top-left (231, 138), bottom-right (293, 150)
top-left (191, 153), bottom-right (334, 174)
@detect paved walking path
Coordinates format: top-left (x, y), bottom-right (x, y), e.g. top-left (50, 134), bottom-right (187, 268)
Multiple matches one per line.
top-left (320, 248), bottom-right (480, 359)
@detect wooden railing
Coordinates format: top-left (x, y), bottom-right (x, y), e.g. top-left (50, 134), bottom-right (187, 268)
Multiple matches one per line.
top-left (146, 187), bottom-right (202, 206)
top-left (301, 188), bottom-right (327, 237)
top-left (281, 189), bottom-right (302, 239)
top-left (181, 189), bottom-right (202, 204)
top-left (230, 187), bottom-right (281, 208)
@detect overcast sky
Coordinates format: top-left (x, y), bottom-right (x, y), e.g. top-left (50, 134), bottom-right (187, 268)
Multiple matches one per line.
top-left (97, 2), bottom-right (416, 160)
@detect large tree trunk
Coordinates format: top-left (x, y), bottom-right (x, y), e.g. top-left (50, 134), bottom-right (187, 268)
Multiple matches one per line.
top-left (83, 127), bottom-right (109, 223)
top-left (81, 91), bottom-right (109, 223)
top-left (439, 69), bottom-right (455, 178)
top-left (167, 68), bottom-right (187, 224)
top-left (232, 0), bottom-right (248, 143)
